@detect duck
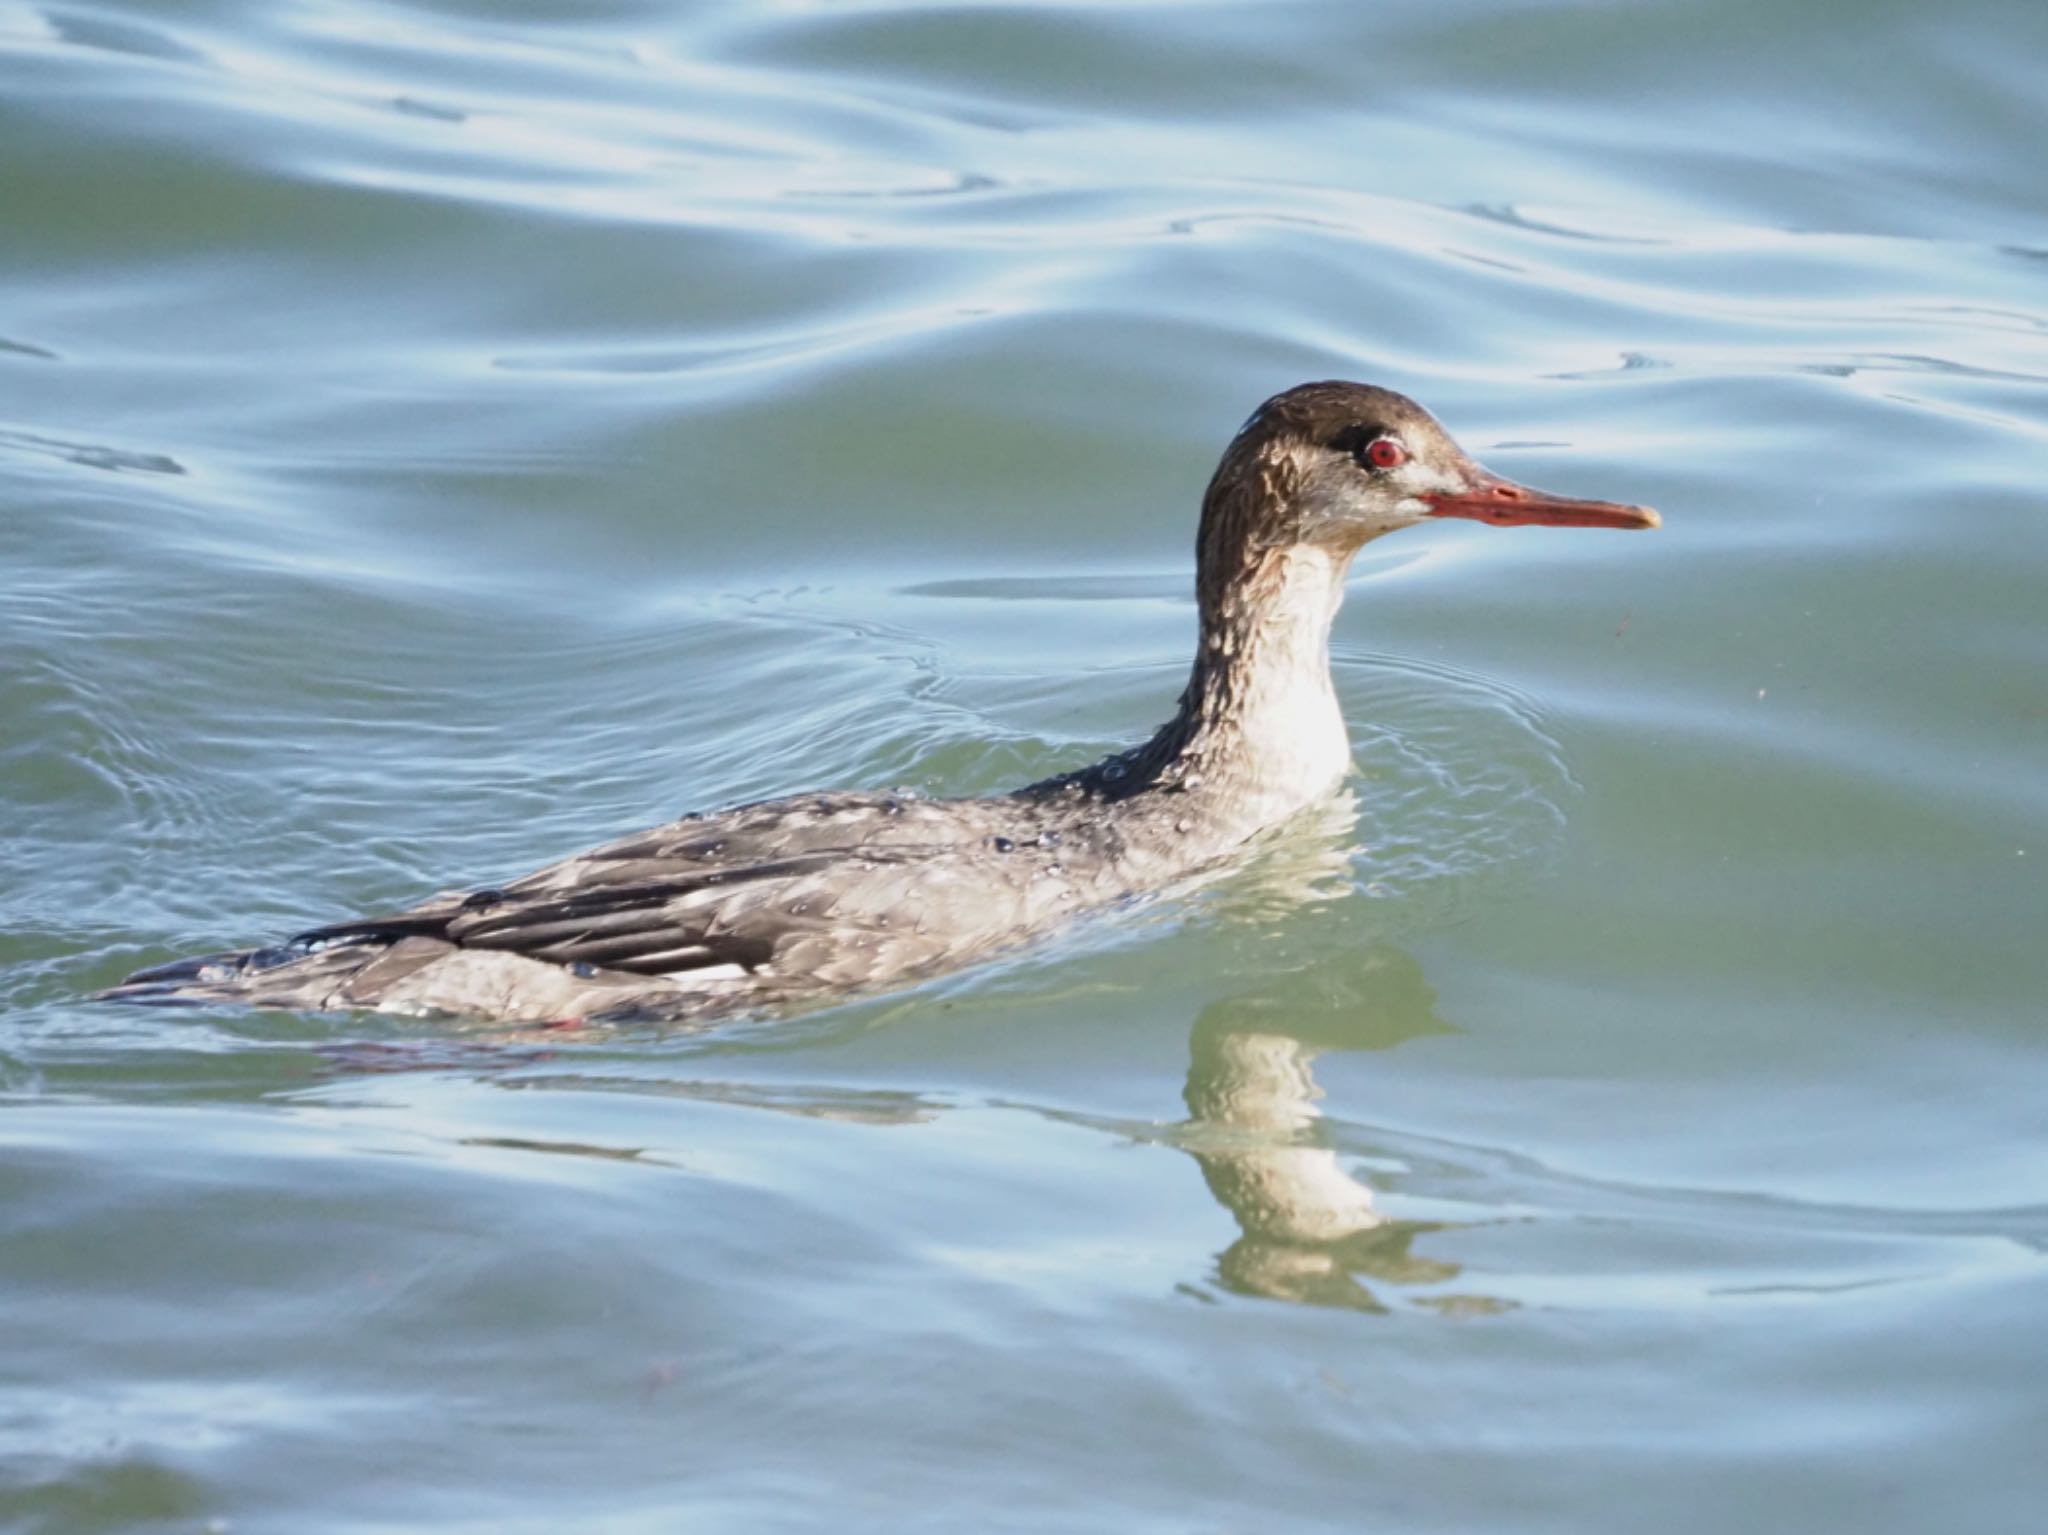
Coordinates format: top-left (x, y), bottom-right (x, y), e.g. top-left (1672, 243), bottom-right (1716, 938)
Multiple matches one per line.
top-left (99, 381), bottom-right (1657, 1023)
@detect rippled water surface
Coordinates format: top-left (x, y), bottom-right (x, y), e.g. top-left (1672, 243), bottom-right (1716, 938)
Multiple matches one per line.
top-left (5, 0), bottom-right (2047, 1529)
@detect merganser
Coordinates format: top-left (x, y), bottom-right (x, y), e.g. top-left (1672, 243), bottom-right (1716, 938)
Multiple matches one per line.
top-left (99, 382), bottom-right (1657, 1023)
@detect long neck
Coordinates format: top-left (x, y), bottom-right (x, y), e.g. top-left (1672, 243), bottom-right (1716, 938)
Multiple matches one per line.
top-left (1022, 451), bottom-right (1362, 837)
top-left (1081, 522), bottom-right (1355, 842)
top-left (1155, 540), bottom-right (1355, 823)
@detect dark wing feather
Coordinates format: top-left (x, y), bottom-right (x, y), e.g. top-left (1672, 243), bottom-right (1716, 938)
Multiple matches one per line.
top-left (292, 789), bottom-right (1006, 985)
top-left (302, 843), bottom-right (948, 980)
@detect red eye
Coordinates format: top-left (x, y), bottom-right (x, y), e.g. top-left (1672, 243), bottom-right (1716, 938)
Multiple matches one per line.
top-left (1366, 438), bottom-right (1408, 470)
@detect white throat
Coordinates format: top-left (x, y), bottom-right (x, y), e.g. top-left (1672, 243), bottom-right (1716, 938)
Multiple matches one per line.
top-left (1186, 542), bottom-right (1355, 826)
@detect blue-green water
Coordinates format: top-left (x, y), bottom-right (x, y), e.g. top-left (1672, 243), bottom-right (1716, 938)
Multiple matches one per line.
top-left (5, 1), bottom-right (2046, 1530)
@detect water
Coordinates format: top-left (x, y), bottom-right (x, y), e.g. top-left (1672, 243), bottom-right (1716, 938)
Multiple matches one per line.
top-left (4, 0), bottom-right (2046, 1529)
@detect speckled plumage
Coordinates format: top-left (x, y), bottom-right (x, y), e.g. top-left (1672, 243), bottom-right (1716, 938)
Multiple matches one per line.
top-left (100, 382), bottom-right (1655, 1023)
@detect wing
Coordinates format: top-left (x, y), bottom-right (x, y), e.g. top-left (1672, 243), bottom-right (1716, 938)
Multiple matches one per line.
top-left (291, 790), bottom-right (1014, 986)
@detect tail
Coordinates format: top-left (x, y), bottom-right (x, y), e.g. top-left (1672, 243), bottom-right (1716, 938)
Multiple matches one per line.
top-left (93, 920), bottom-right (686, 1023)
top-left (94, 938), bottom-right (402, 1010)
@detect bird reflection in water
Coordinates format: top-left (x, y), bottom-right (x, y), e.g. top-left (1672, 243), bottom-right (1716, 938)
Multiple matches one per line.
top-left (1174, 944), bottom-right (1479, 1314)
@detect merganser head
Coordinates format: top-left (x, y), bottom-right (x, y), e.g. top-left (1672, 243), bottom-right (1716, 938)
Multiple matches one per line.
top-left (1211, 380), bottom-right (1659, 553)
